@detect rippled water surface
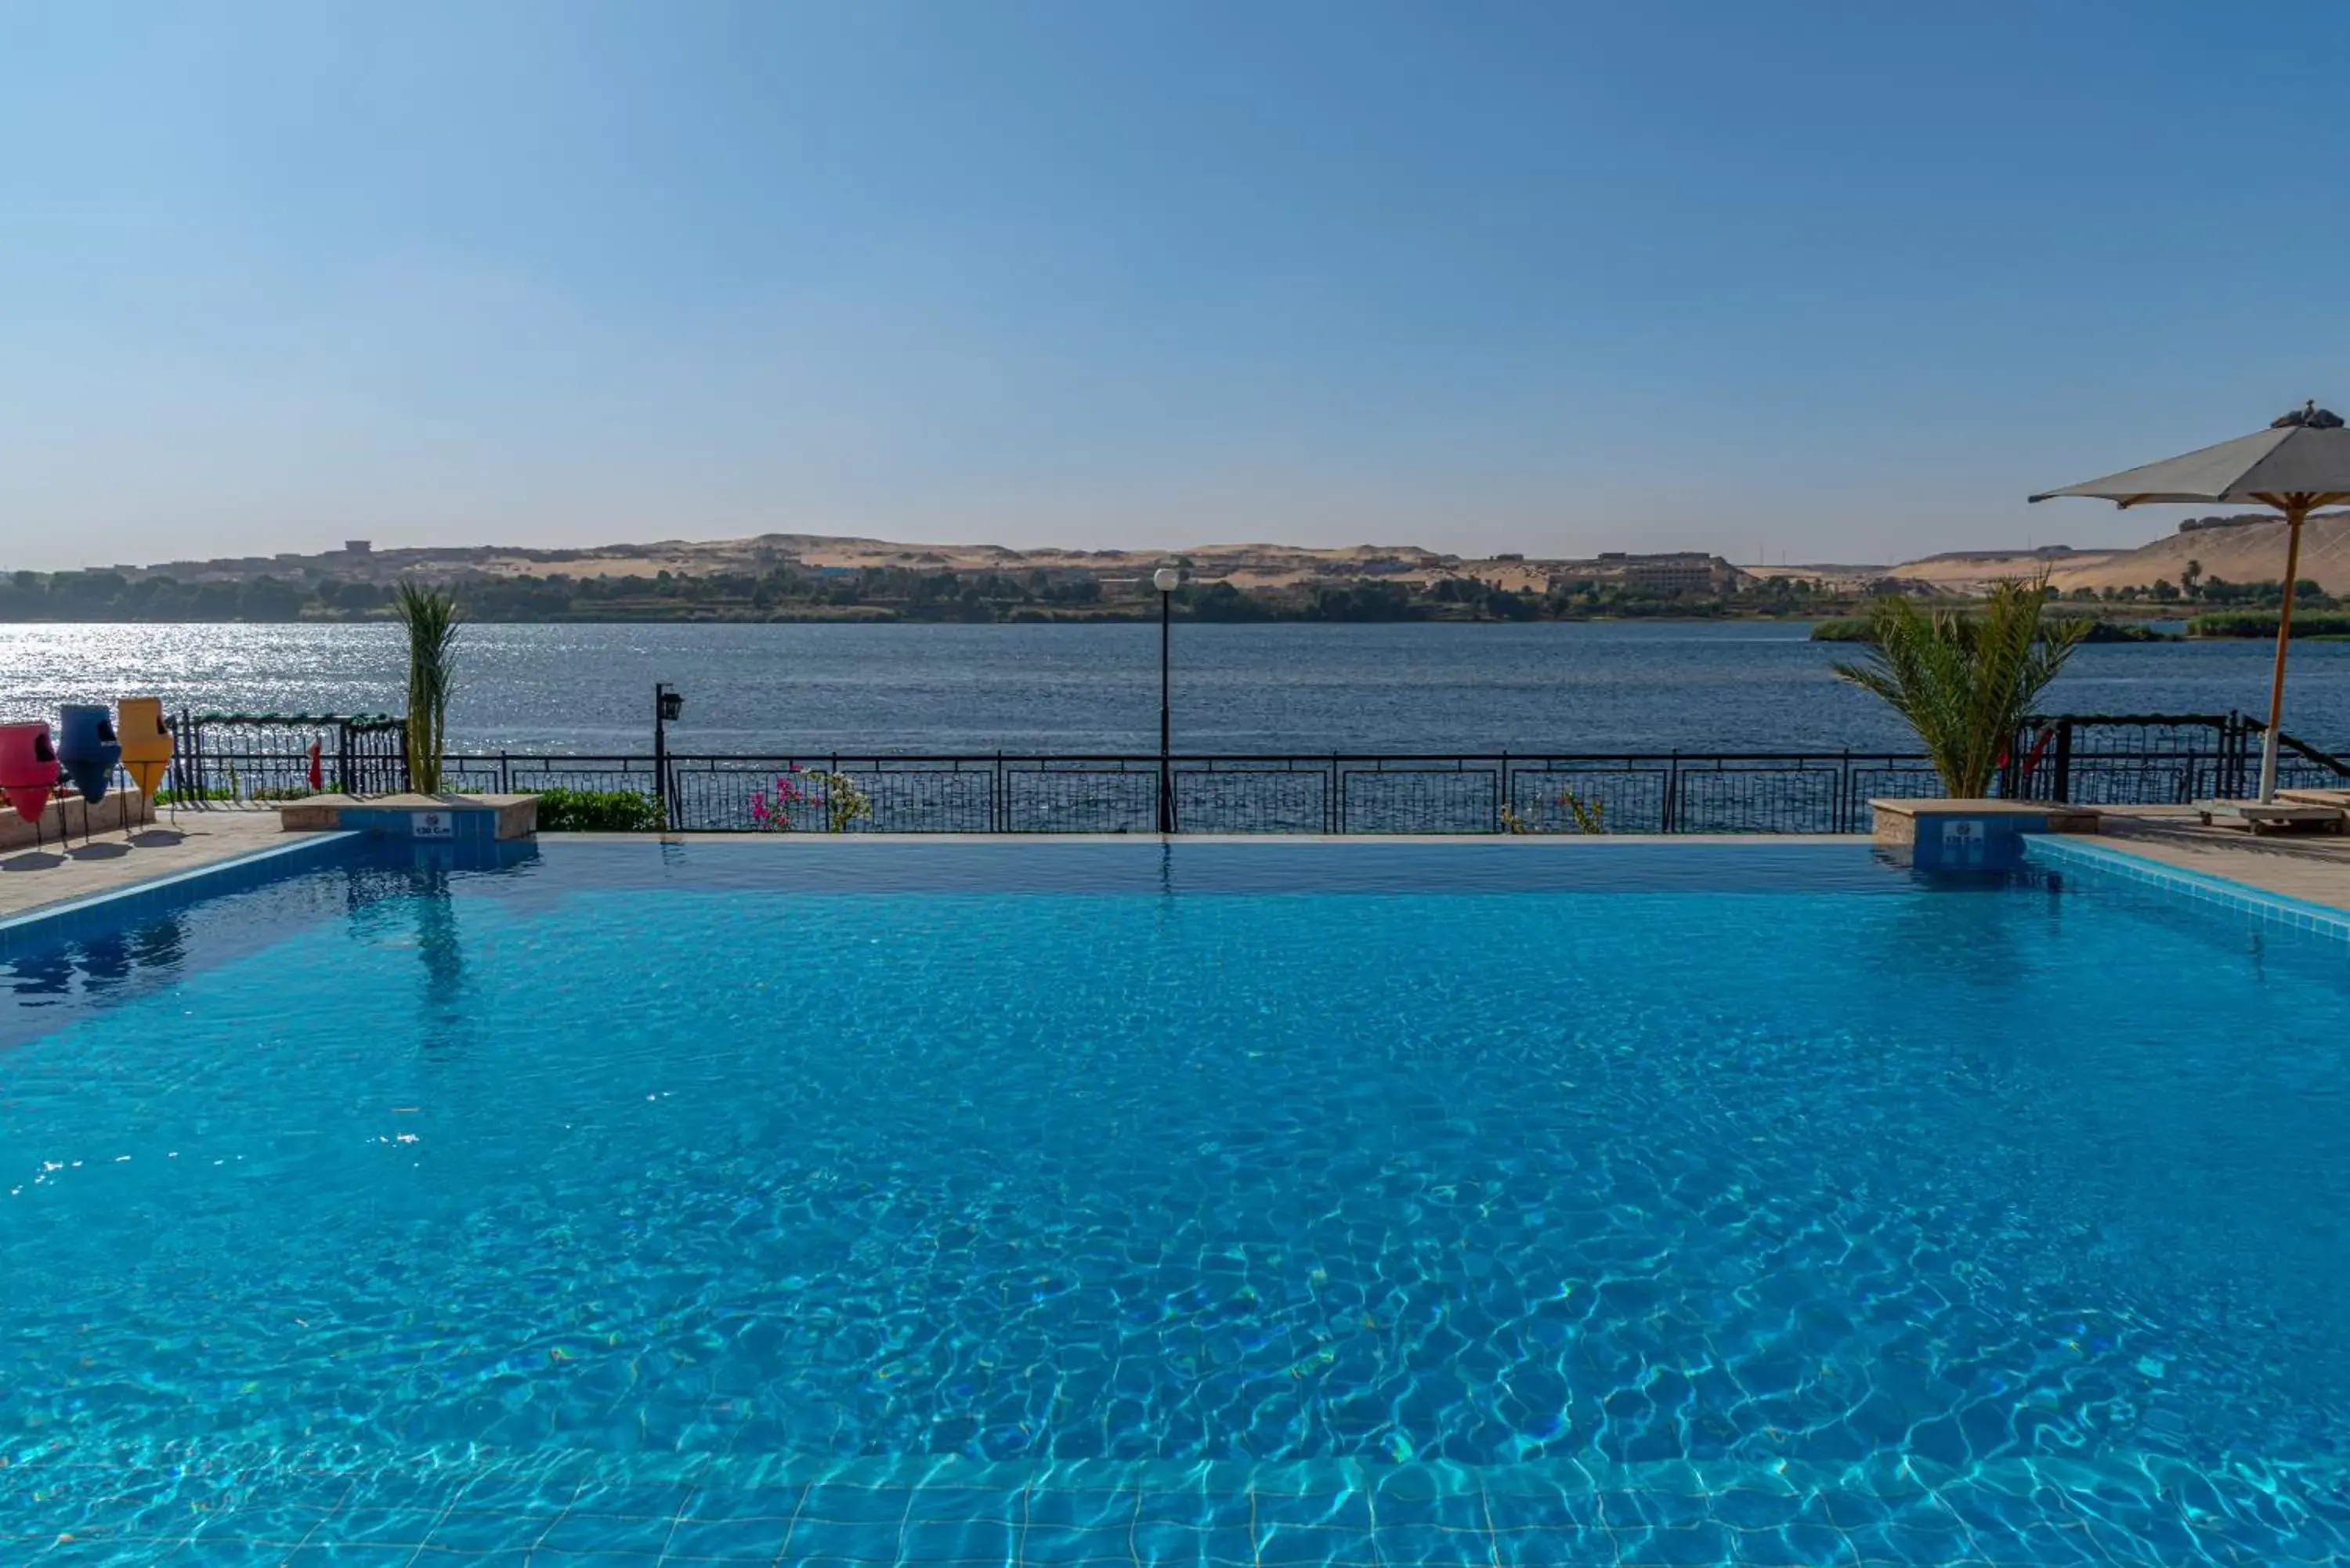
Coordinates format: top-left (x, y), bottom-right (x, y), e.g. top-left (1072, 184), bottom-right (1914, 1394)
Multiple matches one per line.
top-left (4, 840), bottom-right (2348, 1563)
top-left (4, 619), bottom-right (2348, 753)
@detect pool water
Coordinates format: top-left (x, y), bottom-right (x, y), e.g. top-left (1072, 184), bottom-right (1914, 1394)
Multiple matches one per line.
top-left (4, 840), bottom-right (2348, 1564)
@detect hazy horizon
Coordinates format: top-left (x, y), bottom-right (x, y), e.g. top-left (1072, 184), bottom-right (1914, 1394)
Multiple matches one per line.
top-left (5, 2), bottom-right (2345, 573)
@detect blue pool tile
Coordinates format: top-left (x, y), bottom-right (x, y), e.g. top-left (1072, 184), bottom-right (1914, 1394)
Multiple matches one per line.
top-left (563, 1480), bottom-right (699, 1521)
top-left (902, 1484), bottom-right (1023, 1526)
top-left (418, 1506), bottom-right (559, 1555)
top-left (1484, 1487), bottom-right (1599, 1534)
top-left (900, 1516), bottom-right (1019, 1561)
top-left (1367, 1488), bottom-right (1490, 1531)
top-left (1021, 1521), bottom-right (1141, 1563)
top-left (1133, 1490), bottom-right (1251, 1528)
top-left (1708, 1487), bottom-right (1804, 1533)
top-left (797, 1483), bottom-right (914, 1530)
top-left (663, 1513), bottom-right (794, 1559)
top-left (535, 1510), bottom-right (678, 1552)
top-left (1130, 1517), bottom-right (1256, 1566)
top-left (1369, 1519), bottom-right (1499, 1565)
top-left (1021, 1487), bottom-right (1134, 1529)
top-left (1642, 1519), bottom-right (1740, 1565)
top-left (1256, 1487), bottom-right (1372, 1531)
top-left (313, 1505), bottom-right (442, 1548)
top-left (1257, 1523), bottom-right (1380, 1565)
top-left (1766, 1521), bottom-right (1858, 1563)
top-left (1493, 1525), bottom-right (1616, 1565)
top-left (452, 1470), bottom-right (585, 1515)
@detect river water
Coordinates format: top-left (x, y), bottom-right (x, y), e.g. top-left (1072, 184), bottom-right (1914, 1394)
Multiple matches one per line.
top-left (0, 620), bottom-right (2342, 755)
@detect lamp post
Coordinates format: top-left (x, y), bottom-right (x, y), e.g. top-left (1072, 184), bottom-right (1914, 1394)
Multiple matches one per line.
top-left (653, 682), bottom-right (684, 829)
top-left (1154, 567), bottom-right (1179, 833)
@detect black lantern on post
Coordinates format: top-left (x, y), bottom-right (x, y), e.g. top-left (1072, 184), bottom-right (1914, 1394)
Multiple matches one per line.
top-left (1153, 567), bottom-right (1179, 834)
top-left (653, 683), bottom-right (683, 829)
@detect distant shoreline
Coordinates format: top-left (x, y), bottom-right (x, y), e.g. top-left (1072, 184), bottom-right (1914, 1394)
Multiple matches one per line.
top-left (0, 609), bottom-right (1860, 628)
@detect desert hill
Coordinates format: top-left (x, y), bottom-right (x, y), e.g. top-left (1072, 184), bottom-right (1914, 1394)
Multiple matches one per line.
top-left (112, 534), bottom-right (1722, 601)
top-left (1891, 513), bottom-right (2350, 596)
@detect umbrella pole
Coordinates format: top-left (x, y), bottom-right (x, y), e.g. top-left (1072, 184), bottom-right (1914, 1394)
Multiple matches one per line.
top-left (2258, 498), bottom-right (2311, 803)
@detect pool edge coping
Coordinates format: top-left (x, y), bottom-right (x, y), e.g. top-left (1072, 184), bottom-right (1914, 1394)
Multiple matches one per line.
top-left (534, 831), bottom-right (1879, 846)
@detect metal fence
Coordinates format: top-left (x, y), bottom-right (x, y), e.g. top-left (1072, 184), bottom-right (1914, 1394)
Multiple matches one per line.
top-left (159, 710), bottom-right (2350, 833)
top-left (2001, 713), bottom-right (2350, 805)
top-left (166, 710), bottom-right (407, 803)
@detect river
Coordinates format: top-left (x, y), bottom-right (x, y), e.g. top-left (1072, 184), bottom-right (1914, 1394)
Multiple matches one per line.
top-left (0, 620), bottom-right (2342, 755)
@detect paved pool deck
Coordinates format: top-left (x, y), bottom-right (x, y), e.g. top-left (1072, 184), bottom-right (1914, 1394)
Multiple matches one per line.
top-left (2082, 804), bottom-right (2350, 914)
top-left (0, 807), bottom-right (290, 923)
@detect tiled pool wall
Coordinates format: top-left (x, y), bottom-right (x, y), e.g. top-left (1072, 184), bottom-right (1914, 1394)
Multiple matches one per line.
top-left (0, 832), bottom-right (538, 962)
top-left (2023, 835), bottom-right (2350, 941)
top-left (0, 832), bottom-right (361, 959)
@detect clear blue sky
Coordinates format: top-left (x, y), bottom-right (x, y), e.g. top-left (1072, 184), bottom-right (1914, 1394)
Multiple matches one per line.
top-left (3, 2), bottom-right (2344, 571)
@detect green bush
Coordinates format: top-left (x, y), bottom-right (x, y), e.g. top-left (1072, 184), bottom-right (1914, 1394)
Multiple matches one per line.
top-left (1813, 613), bottom-right (2171, 643)
top-left (2186, 611), bottom-right (2350, 639)
top-left (1809, 616), bottom-right (1871, 641)
top-left (533, 787), bottom-right (665, 832)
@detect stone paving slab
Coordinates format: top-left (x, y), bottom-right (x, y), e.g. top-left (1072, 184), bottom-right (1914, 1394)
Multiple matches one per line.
top-left (2092, 811), bottom-right (2350, 913)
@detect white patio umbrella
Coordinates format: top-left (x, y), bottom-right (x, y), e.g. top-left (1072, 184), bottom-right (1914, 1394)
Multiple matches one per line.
top-left (2031, 402), bottom-right (2350, 801)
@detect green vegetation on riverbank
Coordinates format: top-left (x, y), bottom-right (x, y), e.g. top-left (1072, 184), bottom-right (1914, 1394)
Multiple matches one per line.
top-left (0, 565), bottom-right (1869, 625)
top-left (1812, 615), bottom-right (2175, 644)
top-left (2186, 611), bottom-right (2350, 639)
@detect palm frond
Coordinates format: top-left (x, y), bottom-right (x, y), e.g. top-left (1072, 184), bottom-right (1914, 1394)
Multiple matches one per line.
top-left (392, 582), bottom-right (461, 793)
top-left (1831, 574), bottom-right (2084, 797)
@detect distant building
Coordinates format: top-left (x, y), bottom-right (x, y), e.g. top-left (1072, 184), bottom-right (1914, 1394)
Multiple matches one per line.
top-left (1622, 554), bottom-right (1725, 594)
top-left (1549, 551), bottom-right (1736, 596)
top-left (344, 540), bottom-right (372, 555)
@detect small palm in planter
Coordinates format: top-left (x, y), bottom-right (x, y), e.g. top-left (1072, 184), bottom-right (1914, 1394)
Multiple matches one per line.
top-left (392, 582), bottom-right (461, 794)
top-left (1832, 576), bottom-right (2088, 798)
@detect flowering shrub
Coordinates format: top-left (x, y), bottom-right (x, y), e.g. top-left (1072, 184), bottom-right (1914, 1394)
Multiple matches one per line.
top-left (749, 764), bottom-right (873, 833)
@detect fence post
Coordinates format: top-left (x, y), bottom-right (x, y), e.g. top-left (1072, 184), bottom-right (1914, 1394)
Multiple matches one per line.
top-left (183, 710), bottom-right (204, 809)
top-left (170, 710), bottom-right (189, 806)
top-left (2052, 721), bottom-right (2073, 804)
top-left (1495, 750), bottom-right (1507, 834)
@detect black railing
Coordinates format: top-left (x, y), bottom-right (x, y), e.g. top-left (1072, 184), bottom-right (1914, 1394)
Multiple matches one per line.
top-left (166, 711), bottom-right (407, 803)
top-left (2001, 712), bottom-right (2350, 805)
top-left (159, 710), bottom-right (2350, 833)
top-left (430, 749), bottom-right (1952, 834)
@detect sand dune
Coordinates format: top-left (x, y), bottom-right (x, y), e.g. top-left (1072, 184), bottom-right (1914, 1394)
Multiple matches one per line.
top-left (1891, 514), bottom-right (2350, 595)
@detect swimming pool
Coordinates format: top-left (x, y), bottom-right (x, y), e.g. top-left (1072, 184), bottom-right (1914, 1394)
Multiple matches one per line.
top-left (4, 838), bottom-right (2347, 1564)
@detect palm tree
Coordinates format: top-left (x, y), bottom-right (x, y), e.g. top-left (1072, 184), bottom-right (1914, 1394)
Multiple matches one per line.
top-left (1831, 576), bottom-right (2088, 799)
top-left (392, 582), bottom-right (461, 793)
